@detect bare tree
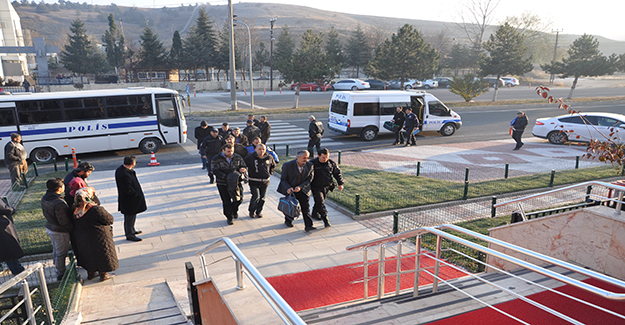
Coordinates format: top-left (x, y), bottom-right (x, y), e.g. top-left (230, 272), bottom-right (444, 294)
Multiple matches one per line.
top-left (456, 0), bottom-right (501, 51)
top-left (502, 11), bottom-right (554, 64)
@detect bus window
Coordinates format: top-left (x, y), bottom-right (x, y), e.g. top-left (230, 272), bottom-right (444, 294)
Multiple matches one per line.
top-left (353, 102), bottom-right (379, 116)
top-left (107, 95), bottom-right (153, 117)
top-left (0, 109), bottom-right (15, 126)
top-left (428, 101), bottom-right (451, 116)
top-left (16, 100), bottom-right (63, 124)
top-left (64, 98), bottom-right (106, 120)
top-left (156, 99), bottom-right (177, 127)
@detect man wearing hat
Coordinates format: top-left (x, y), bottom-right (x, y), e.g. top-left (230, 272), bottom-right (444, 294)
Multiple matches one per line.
top-left (4, 133), bottom-right (27, 186)
top-left (200, 128), bottom-right (223, 184)
top-left (511, 111), bottom-right (529, 150)
top-left (195, 121), bottom-right (212, 169)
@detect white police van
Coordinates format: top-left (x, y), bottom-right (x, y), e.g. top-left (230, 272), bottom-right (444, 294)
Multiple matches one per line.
top-left (327, 90), bottom-right (462, 141)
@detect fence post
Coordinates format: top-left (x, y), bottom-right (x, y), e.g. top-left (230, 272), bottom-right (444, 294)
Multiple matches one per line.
top-left (504, 163), bottom-right (509, 179)
top-left (285, 144), bottom-right (289, 157)
top-left (32, 162), bottom-right (38, 176)
top-left (416, 161), bottom-right (421, 176)
top-left (586, 185), bottom-right (592, 202)
top-left (463, 181), bottom-right (469, 200)
top-left (549, 170), bottom-right (555, 187)
top-left (20, 172), bottom-right (28, 188)
top-left (53, 158), bottom-right (57, 171)
top-left (392, 211), bottom-right (399, 234)
top-left (65, 157), bottom-right (69, 171)
top-left (621, 164), bottom-right (625, 177)
top-left (185, 262), bottom-right (202, 325)
top-left (464, 168), bottom-right (470, 183)
top-left (575, 156), bottom-right (580, 169)
top-left (491, 196), bottom-right (497, 218)
top-left (338, 150), bottom-right (342, 165)
top-left (355, 194), bottom-right (360, 215)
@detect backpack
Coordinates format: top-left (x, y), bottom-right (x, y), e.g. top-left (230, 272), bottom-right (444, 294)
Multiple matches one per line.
top-left (278, 193), bottom-right (300, 221)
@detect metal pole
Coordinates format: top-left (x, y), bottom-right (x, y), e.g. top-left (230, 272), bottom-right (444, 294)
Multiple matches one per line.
top-left (491, 196), bottom-right (497, 218)
top-left (395, 241), bottom-right (402, 296)
top-left (228, 0), bottom-right (237, 110)
top-left (269, 18), bottom-right (276, 91)
top-left (355, 194), bottom-right (360, 215)
top-left (337, 150), bottom-right (341, 165)
top-left (235, 257), bottom-right (246, 290)
top-left (377, 244), bottom-right (385, 299)
top-left (549, 169), bottom-right (556, 187)
top-left (432, 235), bottom-right (442, 293)
top-left (575, 156), bottom-right (580, 169)
top-left (37, 267), bottom-right (55, 325)
top-left (413, 235), bottom-right (421, 297)
top-left (363, 249), bottom-right (369, 299)
top-left (504, 163), bottom-right (509, 179)
top-left (234, 20), bottom-right (254, 110)
top-left (416, 161), bottom-right (421, 176)
top-left (22, 280), bottom-right (35, 325)
top-left (392, 211), bottom-right (399, 234)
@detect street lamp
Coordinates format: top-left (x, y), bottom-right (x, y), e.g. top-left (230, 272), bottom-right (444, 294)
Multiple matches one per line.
top-left (270, 17), bottom-right (276, 91)
top-left (233, 16), bottom-right (254, 110)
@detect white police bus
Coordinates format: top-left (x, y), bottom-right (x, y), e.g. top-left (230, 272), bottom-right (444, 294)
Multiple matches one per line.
top-left (0, 87), bottom-right (187, 163)
top-left (328, 90), bottom-right (462, 141)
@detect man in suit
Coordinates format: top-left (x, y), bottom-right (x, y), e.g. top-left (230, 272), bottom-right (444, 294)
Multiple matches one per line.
top-left (115, 156), bottom-right (146, 242)
top-left (277, 150), bottom-right (315, 232)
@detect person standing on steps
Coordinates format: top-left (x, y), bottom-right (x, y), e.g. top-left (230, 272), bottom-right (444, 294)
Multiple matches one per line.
top-left (115, 156), bottom-right (146, 242)
top-left (511, 111), bottom-right (529, 150)
top-left (277, 150), bottom-right (315, 232)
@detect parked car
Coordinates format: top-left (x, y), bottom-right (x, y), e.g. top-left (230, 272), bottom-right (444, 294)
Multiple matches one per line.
top-left (484, 77), bottom-right (505, 88)
top-left (532, 112), bottom-right (625, 144)
top-left (290, 82), bottom-right (333, 92)
top-left (417, 79), bottom-right (439, 89)
top-left (502, 77), bottom-right (520, 87)
top-left (363, 79), bottom-right (388, 90)
top-left (433, 77), bottom-right (453, 89)
top-left (332, 79), bottom-right (370, 91)
top-left (388, 79), bottom-right (421, 89)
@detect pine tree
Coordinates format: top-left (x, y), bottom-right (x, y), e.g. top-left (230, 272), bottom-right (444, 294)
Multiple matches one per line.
top-left (273, 25), bottom-right (295, 76)
top-left (102, 14), bottom-right (125, 72)
top-left (253, 42), bottom-right (269, 76)
top-left (346, 24), bottom-right (371, 78)
top-left (60, 19), bottom-right (107, 74)
top-left (138, 26), bottom-right (167, 81)
top-left (169, 30), bottom-right (184, 69)
top-left (183, 8), bottom-right (216, 80)
top-left (325, 26), bottom-right (344, 79)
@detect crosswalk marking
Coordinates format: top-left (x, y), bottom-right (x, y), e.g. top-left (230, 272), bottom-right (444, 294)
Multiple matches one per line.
top-left (227, 120), bottom-right (342, 149)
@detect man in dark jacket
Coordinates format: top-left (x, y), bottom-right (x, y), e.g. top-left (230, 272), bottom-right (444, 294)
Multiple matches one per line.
top-left (277, 150), bottom-right (315, 231)
top-left (224, 135), bottom-right (249, 158)
top-left (243, 119), bottom-right (261, 141)
top-left (200, 128), bottom-right (223, 184)
top-left (212, 144), bottom-right (247, 225)
top-left (310, 148), bottom-right (344, 228)
top-left (195, 121), bottom-right (212, 169)
top-left (115, 156), bottom-right (146, 242)
top-left (248, 114), bottom-right (261, 127)
top-left (41, 178), bottom-right (73, 280)
top-left (0, 197), bottom-right (24, 275)
top-left (259, 115), bottom-right (271, 144)
top-left (404, 108), bottom-right (420, 147)
top-left (4, 133), bottom-right (27, 186)
top-left (307, 115), bottom-right (324, 155)
top-left (511, 111), bottom-right (529, 150)
top-left (63, 162), bottom-right (94, 208)
top-left (391, 107), bottom-right (406, 145)
top-left (231, 127), bottom-right (249, 146)
top-left (218, 122), bottom-right (232, 139)
top-left (244, 143), bottom-right (276, 219)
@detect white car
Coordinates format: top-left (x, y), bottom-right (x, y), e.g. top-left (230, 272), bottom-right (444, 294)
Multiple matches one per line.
top-left (532, 112), bottom-right (625, 144)
top-left (332, 79), bottom-right (371, 91)
top-left (418, 79), bottom-right (439, 89)
top-left (502, 77), bottom-right (520, 87)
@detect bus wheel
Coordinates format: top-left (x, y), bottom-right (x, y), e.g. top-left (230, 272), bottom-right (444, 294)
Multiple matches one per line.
top-left (360, 127), bottom-right (378, 141)
top-left (440, 123), bottom-right (456, 136)
top-left (30, 147), bottom-right (57, 164)
top-left (139, 138), bottom-right (162, 154)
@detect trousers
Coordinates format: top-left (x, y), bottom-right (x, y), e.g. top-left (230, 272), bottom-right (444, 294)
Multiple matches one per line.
top-left (46, 228), bottom-right (70, 275)
top-left (312, 187), bottom-right (329, 221)
top-left (512, 130), bottom-right (525, 148)
top-left (217, 184), bottom-right (242, 220)
top-left (293, 191), bottom-right (312, 227)
top-left (307, 136), bottom-right (321, 155)
top-left (124, 213), bottom-right (138, 238)
top-left (248, 182), bottom-right (268, 215)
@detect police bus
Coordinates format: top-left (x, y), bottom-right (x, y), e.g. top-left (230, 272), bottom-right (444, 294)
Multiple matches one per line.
top-left (0, 87), bottom-right (187, 163)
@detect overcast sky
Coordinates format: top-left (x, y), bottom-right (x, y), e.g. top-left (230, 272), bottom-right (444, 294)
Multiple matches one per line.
top-left (61, 0), bottom-right (625, 41)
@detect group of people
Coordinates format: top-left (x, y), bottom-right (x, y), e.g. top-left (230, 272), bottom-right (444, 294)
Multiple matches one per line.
top-left (391, 107), bottom-right (421, 147)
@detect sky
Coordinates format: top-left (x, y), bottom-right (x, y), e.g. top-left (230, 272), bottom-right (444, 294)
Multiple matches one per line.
top-left (58, 0), bottom-right (625, 41)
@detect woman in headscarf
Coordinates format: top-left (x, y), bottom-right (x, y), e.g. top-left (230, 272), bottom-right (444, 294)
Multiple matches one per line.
top-left (72, 187), bottom-right (118, 281)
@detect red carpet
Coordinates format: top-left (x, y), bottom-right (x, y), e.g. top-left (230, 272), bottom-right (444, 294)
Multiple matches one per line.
top-left (266, 253), bottom-right (467, 311)
top-left (429, 278), bottom-right (625, 324)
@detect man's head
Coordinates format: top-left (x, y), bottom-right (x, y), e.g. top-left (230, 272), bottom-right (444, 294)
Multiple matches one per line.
top-left (222, 143), bottom-right (234, 158)
top-left (76, 162), bottom-right (95, 178)
top-left (396, 107), bottom-right (403, 112)
top-left (406, 108), bottom-right (412, 113)
top-left (260, 116), bottom-right (267, 123)
top-left (123, 156), bottom-right (136, 169)
top-left (46, 178), bottom-right (64, 193)
top-left (246, 119), bottom-right (254, 126)
top-left (200, 121), bottom-right (208, 128)
top-left (517, 111), bottom-right (525, 117)
top-left (248, 114), bottom-right (255, 120)
top-left (318, 148), bottom-right (330, 163)
top-left (222, 122), bottom-right (229, 130)
top-left (252, 137), bottom-right (261, 145)
top-left (224, 135), bottom-right (235, 144)
top-left (255, 143), bottom-right (267, 157)
top-left (10, 133), bottom-right (21, 143)
top-left (308, 115), bottom-right (315, 122)
top-left (296, 150), bottom-right (310, 166)
top-left (232, 127), bottom-right (241, 136)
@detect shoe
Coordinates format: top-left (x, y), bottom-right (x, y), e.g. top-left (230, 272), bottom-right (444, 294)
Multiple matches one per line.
top-left (285, 220), bottom-right (293, 228)
top-left (323, 218), bottom-right (331, 227)
top-left (134, 230), bottom-right (142, 235)
top-left (255, 213), bottom-right (263, 219)
top-left (311, 213), bottom-right (322, 221)
top-left (99, 272), bottom-right (114, 282)
top-left (233, 213), bottom-right (239, 219)
top-left (126, 236), bottom-right (142, 242)
top-left (249, 212), bottom-right (255, 218)
top-left (305, 226), bottom-right (317, 232)
top-left (227, 219), bottom-right (234, 225)
top-left (513, 147), bottom-right (519, 151)
top-left (519, 143), bottom-right (524, 148)
top-left (405, 144), bottom-right (411, 147)
top-left (392, 142), bottom-right (397, 145)
top-left (87, 271), bottom-right (98, 280)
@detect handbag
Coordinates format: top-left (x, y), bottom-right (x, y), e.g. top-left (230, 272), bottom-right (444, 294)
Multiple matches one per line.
top-left (383, 121), bottom-right (397, 132)
top-left (278, 193), bottom-right (301, 221)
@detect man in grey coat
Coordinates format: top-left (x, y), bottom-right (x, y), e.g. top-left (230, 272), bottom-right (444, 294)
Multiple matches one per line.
top-left (41, 178), bottom-right (73, 281)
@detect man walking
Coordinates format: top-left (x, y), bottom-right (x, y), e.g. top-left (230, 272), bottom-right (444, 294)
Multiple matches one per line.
top-left (307, 115), bottom-right (324, 155)
top-left (404, 108), bottom-right (419, 147)
top-left (115, 156), bottom-right (146, 242)
top-left (511, 111), bottom-right (529, 150)
top-left (244, 143), bottom-right (276, 219)
top-left (41, 178), bottom-right (73, 281)
top-left (259, 115), bottom-right (271, 144)
top-left (219, 122), bottom-right (232, 139)
top-left (200, 128), bottom-right (223, 184)
top-left (310, 148), bottom-right (344, 228)
top-left (248, 114), bottom-right (260, 127)
top-left (212, 144), bottom-right (247, 225)
top-left (4, 133), bottom-right (27, 187)
top-left (195, 121), bottom-right (212, 169)
top-left (243, 119), bottom-right (261, 141)
top-left (277, 150), bottom-right (315, 231)
top-left (63, 162), bottom-right (95, 207)
top-left (391, 107), bottom-right (406, 145)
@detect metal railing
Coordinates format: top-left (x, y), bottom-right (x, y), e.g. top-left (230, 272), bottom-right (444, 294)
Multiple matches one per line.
top-left (0, 263), bottom-right (54, 325)
top-left (195, 237), bottom-right (305, 325)
top-left (345, 224), bottom-right (625, 323)
top-left (494, 181), bottom-right (625, 215)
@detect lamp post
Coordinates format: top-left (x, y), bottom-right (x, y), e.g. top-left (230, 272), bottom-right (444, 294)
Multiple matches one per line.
top-left (233, 18), bottom-right (254, 110)
top-left (269, 17), bottom-right (276, 91)
top-left (228, 0), bottom-right (237, 110)
top-left (550, 29), bottom-right (562, 85)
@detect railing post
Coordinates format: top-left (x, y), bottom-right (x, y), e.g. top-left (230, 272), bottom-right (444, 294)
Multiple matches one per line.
top-left (37, 266), bottom-right (55, 325)
top-left (20, 172), bottom-right (28, 188)
top-left (463, 181), bottom-right (469, 200)
top-left (464, 167), bottom-right (469, 183)
top-left (355, 194), bottom-right (360, 215)
top-left (413, 235), bottom-right (421, 298)
top-left (395, 241), bottom-right (402, 296)
top-left (615, 190), bottom-right (623, 216)
top-left (575, 156), bottom-right (580, 169)
top-left (504, 163), bottom-right (509, 179)
top-left (22, 280), bottom-right (36, 325)
top-left (337, 150), bottom-right (341, 165)
top-left (32, 162), bottom-right (38, 176)
top-left (491, 196), bottom-right (497, 218)
top-left (186, 262), bottom-right (201, 325)
top-left (377, 244), bottom-right (386, 299)
top-left (416, 161), bottom-right (421, 176)
top-left (586, 185), bottom-right (592, 203)
top-left (432, 235), bottom-right (442, 293)
top-left (392, 211), bottom-right (399, 234)
top-left (285, 144), bottom-right (289, 157)
top-left (235, 257), bottom-right (246, 290)
top-left (363, 249), bottom-right (369, 299)
top-left (549, 169), bottom-right (555, 187)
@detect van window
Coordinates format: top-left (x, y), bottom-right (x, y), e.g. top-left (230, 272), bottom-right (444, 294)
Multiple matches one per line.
top-left (380, 102), bottom-right (410, 115)
top-left (330, 99), bottom-right (348, 115)
top-left (353, 102), bottom-right (379, 116)
top-left (428, 101), bottom-right (451, 116)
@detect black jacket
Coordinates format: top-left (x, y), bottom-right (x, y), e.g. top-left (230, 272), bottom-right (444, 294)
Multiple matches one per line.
top-left (0, 199), bottom-right (23, 261)
top-left (194, 126), bottom-right (212, 149)
top-left (243, 125), bottom-right (261, 141)
top-left (277, 159), bottom-right (313, 196)
top-left (211, 153), bottom-right (247, 186)
top-left (244, 152), bottom-right (276, 184)
top-left (218, 128), bottom-right (232, 139)
top-left (115, 165), bottom-right (147, 215)
top-left (512, 115), bottom-right (529, 131)
top-left (259, 121), bottom-right (271, 140)
top-left (393, 110), bottom-right (406, 129)
top-left (200, 134), bottom-right (223, 156)
top-left (41, 191), bottom-right (73, 233)
top-left (308, 120), bottom-right (325, 139)
top-left (311, 158), bottom-right (344, 190)
top-left (232, 134), bottom-right (249, 146)
top-left (405, 112), bottom-right (420, 129)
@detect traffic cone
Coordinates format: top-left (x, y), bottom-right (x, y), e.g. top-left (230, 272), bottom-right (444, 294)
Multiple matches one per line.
top-left (148, 152), bottom-right (160, 166)
top-left (71, 148), bottom-right (77, 168)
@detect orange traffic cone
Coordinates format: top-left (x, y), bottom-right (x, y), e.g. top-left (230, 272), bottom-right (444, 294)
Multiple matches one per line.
top-left (71, 148), bottom-right (78, 168)
top-left (148, 152), bottom-right (160, 166)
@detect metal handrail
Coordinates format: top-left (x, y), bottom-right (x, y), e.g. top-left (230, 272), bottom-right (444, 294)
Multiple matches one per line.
top-left (0, 263), bottom-right (55, 325)
top-left (346, 224), bottom-right (625, 301)
top-left (493, 181), bottom-right (625, 213)
top-left (195, 237), bottom-right (305, 325)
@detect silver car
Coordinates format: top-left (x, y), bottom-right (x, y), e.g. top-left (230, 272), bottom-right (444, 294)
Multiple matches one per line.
top-left (332, 79), bottom-right (371, 91)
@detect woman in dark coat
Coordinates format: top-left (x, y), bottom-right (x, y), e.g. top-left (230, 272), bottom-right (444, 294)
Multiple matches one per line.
top-left (0, 198), bottom-right (25, 275)
top-left (72, 187), bottom-right (118, 281)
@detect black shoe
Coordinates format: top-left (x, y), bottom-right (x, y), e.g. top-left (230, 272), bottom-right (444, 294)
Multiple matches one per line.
top-left (285, 220), bottom-right (293, 228)
top-left (519, 143), bottom-right (524, 148)
top-left (392, 142), bottom-right (397, 145)
top-left (134, 230), bottom-right (142, 235)
top-left (405, 144), bottom-right (411, 147)
top-left (126, 236), bottom-right (142, 242)
top-left (311, 213), bottom-right (322, 221)
top-left (249, 212), bottom-right (255, 218)
top-left (255, 213), bottom-right (263, 218)
top-left (513, 147), bottom-right (520, 151)
top-left (233, 213), bottom-right (238, 219)
top-left (305, 226), bottom-right (317, 232)
top-left (227, 219), bottom-right (234, 225)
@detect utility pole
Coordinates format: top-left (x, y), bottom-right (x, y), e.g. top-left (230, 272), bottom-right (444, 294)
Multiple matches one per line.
top-left (228, 0), bottom-right (237, 110)
top-left (269, 17), bottom-right (276, 91)
top-left (233, 18), bottom-right (254, 110)
top-left (550, 29), bottom-right (562, 85)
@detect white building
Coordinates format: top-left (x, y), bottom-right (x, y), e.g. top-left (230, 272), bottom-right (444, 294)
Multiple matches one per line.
top-left (0, 0), bottom-right (28, 82)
